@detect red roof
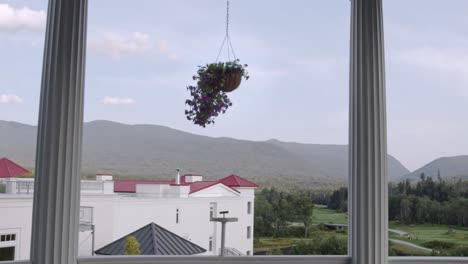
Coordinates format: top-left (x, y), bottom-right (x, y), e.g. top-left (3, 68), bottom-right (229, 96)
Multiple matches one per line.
top-left (114, 175), bottom-right (257, 194)
top-left (0, 158), bottom-right (30, 178)
top-left (188, 181), bottom-right (240, 194)
top-left (218, 175), bottom-right (259, 188)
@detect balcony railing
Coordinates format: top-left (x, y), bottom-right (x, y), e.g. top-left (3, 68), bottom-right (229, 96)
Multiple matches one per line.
top-left (79, 206), bottom-right (94, 232)
top-left (80, 206), bottom-right (93, 225)
top-left (222, 247), bottom-right (245, 256)
top-left (0, 179), bottom-right (114, 195)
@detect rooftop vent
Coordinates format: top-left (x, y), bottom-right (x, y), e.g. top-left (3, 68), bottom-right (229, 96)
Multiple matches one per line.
top-left (176, 168), bottom-right (181, 185)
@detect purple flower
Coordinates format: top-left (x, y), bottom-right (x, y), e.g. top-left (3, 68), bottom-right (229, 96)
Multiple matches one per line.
top-left (185, 60), bottom-right (249, 127)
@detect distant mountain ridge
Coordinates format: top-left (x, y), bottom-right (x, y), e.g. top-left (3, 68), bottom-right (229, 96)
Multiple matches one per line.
top-left (402, 155), bottom-right (468, 181)
top-left (0, 120), bottom-right (410, 188)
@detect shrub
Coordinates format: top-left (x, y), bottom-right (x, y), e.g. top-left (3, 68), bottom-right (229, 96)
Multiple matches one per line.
top-left (423, 240), bottom-right (456, 250)
top-left (284, 226), bottom-right (305, 238)
top-left (123, 236), bottom-right (141, 255)
top-left (291, 236), bottom-right (347, 255)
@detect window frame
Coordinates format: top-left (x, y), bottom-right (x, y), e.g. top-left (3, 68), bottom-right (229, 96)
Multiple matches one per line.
top-left (20, 1), bottom-right (468, 264)
top-left (0, 246), bottom-right (16, 262)
top-left (75, 256), bottom-right (468, 264)
top-left (0, 232), bottom-right (18, 261)
top-left (210, 204), bottom-right (215, 220)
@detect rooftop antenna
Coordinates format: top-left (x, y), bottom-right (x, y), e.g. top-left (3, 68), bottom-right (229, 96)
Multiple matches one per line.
top-left (210, 210), bottom-right (238, 256)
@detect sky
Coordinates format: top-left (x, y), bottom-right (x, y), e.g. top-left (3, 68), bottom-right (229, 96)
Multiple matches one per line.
top-left (0, 0), bottom-right (467, 171)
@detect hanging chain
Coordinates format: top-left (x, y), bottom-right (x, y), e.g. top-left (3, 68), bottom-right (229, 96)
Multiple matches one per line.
top-left (226, 0), bottom-right (230, 36)
top-left (226, 0), bottom-right (230, 60)
top-left (216, 0), bottom-right (237, 62)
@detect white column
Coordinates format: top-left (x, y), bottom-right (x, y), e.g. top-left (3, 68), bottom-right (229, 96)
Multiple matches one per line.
top-left (349, 1), bottom-right (388, 264)
top-left (31, 1), bottom-right (88, 264)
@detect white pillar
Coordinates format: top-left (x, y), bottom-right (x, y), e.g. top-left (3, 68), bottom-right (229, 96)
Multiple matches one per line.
top-left (31, 1), bottom-right (88, 264)
top-left (349, 1), bottom-right (388, 264)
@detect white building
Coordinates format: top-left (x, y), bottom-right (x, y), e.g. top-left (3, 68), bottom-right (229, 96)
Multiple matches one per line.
top-left (0, 173), bottom-right (257, 261)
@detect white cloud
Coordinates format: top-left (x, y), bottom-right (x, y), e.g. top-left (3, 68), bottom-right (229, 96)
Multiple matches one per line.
top-left (89, 31), bottom-right (177, 60)
top-left (101, 97), bottom-right (135, 105)
top-left (0, 94), bottom-right (23, 104)
top-left (0, 4), bottom-right (46, 32)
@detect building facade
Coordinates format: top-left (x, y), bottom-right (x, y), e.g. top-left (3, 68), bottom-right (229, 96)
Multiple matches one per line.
top-left (0, 174), bottom-right (257, 261)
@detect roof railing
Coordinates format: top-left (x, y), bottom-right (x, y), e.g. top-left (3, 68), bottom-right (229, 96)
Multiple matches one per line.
top-left (0, 178), bottom-right (114, 195)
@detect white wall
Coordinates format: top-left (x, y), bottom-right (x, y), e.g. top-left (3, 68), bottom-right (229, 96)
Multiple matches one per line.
top-left (108, 194), bottom-right (253, 255)
top-left (0, 186), bottom-right (255, 260)
top-left (79, 195), bottom-right (115, 256)
top-left (0, 197), bottom-right (32, 260)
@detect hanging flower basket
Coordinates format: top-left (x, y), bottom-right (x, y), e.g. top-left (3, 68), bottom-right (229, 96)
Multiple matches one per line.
top-left (185, 0), bottom-right (249, 127)
top-left (185, 59), bottom-right (249, 127)
top-left (222, 70), bottom-right (242, 92)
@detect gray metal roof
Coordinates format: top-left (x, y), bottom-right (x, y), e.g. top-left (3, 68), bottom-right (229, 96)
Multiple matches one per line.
top-left (94, 222), bottom-right (207, 255)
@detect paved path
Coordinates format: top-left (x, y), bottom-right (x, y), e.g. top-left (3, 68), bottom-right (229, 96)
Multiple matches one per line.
top-left (388, 228), bottom-right (409, 236)
top-left (388, 228), bottom-right (432, 252)
top-left (389, 239), bottom-right (432, 252)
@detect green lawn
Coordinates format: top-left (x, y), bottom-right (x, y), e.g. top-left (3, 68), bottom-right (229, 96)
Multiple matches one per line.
top-left (312, 205), bottom-right (347, 225)
top-left (389, 222), bottom-right (468, 248)
top-left (390, 242), bottom-right (431, 256)
top-left (256, 206), bottom-right (468, 255)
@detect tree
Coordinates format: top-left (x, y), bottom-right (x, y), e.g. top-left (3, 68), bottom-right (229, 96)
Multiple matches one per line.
top-left (328, 187), bottom-right (347, 212)
top-left (271, 194), bottom-right (295, 235)
top-left (254, 195), bottom-right (274, 236)
top-left (293, 196), bottom-right (314, 238)
top-left (399, 196), bottom-right (411, 224)
top-left (388, 177), bottom-right (468, 227)
top-left (124, 236), bottom-right (141, 255)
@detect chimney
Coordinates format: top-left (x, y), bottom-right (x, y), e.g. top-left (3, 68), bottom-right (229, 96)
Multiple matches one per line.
top-left (176, 168), bottom-right (180, 185)
top-left (96, 174), bottom-right (113, 181)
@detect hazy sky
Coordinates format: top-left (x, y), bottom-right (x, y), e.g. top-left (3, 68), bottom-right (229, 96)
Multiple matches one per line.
top-left (0, 0), bottom-right (467, 171)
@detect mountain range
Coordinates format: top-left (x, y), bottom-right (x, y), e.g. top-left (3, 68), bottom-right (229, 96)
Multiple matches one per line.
top-left (0, 120), bottom-right (465, 188)
top-left (402, 155), bottom-right (468, 181)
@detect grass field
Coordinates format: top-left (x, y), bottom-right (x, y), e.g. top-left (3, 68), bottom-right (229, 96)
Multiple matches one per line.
top-left (389, 222), bottom-right (468, 248)
top-left (390, 242), bottom-right (431, 256)
top-left (312, 205), bottom-right (347, 225)
top-left (311, 208), bottom-right (468, 249)
top-left (255, 206), bottom-right (468, 255)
